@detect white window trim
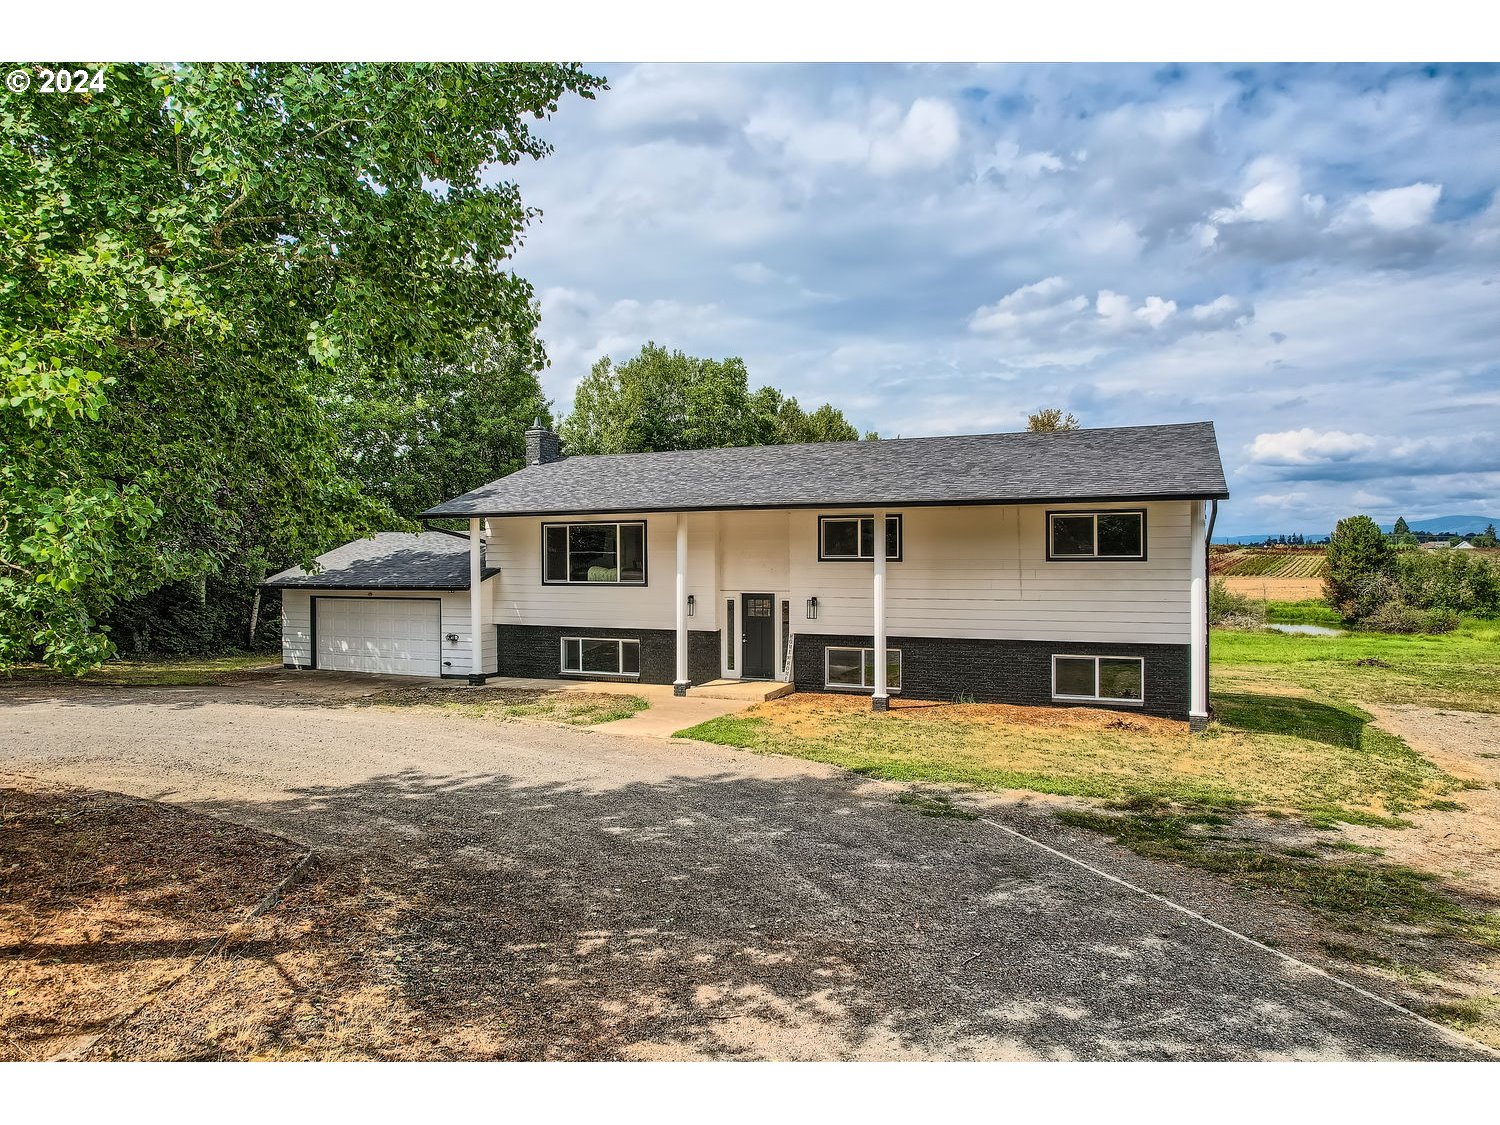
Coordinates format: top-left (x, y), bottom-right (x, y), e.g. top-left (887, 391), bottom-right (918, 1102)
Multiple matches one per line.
top-left (818, 514), bottom-right (902, 561)
top-left (560, 636), bottom-right (641, 678)
top-left (1046, 510), bottom-right (1146, 560)
top-left (543, 521), bottom-right (648, 585)
top-left (1050, 654), bottom-right (1146, 706)
top-left (824, 646), bottom-right (903, 693)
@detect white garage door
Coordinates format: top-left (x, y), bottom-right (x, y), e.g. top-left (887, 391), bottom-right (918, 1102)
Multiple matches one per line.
top-left (315, 597), bottom-right (442, 676)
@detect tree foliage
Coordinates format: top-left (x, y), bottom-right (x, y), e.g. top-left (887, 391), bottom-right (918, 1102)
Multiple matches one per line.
top-left (560, 342), bottom-right (865, 455)
top-left (1, 62), bottom-right (602, 671)
top-left (331, 327), bottom-right (552, 520)
top-left (1026, 408), bottom-right (1080, 432)
top-left (1323, 515), bottom-right (1394, 615)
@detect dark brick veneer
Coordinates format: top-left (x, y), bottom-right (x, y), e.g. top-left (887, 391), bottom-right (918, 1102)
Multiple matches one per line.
top-left (496, 624), bottom-right (721, 686)
top-left (792, 633), bottom-right (1191, 720)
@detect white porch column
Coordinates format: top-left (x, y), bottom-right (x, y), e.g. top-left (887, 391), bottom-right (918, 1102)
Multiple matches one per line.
top-left (674, 513), bottom-right (689, 695)
top-left (872, 509), bottom-right (889, 712)
top-left (469, 517), bottom-right (486, 686)
top-left (1189, 500), bottom-right (1208, 729)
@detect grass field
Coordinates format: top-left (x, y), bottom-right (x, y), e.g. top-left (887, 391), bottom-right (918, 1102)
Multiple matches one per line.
top-left (1214, 618), bottom-right (1500, 714)
top-left (679, 691), bottom-right (1458, 824)
top-left (3, 652), bottom-right (279, 685)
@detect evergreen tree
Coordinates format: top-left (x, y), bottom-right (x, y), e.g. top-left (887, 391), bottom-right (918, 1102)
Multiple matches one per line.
top-left (1324, 515), bottom-right (1395, 614)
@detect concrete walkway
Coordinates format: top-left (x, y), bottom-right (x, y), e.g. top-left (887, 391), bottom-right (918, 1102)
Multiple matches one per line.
top-left (481, 675), bottom-right (779, 738)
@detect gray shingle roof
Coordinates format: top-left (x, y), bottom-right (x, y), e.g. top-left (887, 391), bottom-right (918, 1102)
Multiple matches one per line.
top-left (264, 531), bottom-right (498, 590)
top-left (420, 422), bottom-right (1228, 519)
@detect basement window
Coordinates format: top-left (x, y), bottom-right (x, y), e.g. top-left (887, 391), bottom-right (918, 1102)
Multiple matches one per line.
top-left (1051, 655), bottom-right (1144, 704)
top-left (818, 515), bottom-right (902, 561)
top-left (824, 647), bottom-right (902, 692)
top-left (561, 637), bottom-right (641, 677)
top-left (1047, 510), bottom-right (1145, 560)
top-left (543, 521), bottom-right (647, 584)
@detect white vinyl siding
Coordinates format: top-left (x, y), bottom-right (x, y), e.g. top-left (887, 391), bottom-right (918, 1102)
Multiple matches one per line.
top-left (788, 502), bottom-right (1192, 644)
top-left (487, 513), bottom-right (718, 631)
top-left (480, 501), bottom-right (1193, 647)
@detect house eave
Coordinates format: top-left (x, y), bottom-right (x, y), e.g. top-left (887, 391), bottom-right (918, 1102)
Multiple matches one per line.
top-left (418, 491), bottom-right (1231, 521)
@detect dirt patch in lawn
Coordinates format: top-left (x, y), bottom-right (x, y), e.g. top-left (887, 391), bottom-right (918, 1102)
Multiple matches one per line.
top-left (1353, 705), bottom-right (1500, 901)
top-left (757, 692), bottom-right (1184, 741)
top-left (688, 692), bottom-right (1456, 821)
top-left (0, 777), bottom-right (451, 1060)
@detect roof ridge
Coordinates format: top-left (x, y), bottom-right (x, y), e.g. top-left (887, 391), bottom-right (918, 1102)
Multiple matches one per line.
top-left (547, 420), bottom-right (1218, 464)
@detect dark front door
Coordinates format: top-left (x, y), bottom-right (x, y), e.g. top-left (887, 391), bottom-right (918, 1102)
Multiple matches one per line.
top-left (741, 593), bottom-right (775, 679)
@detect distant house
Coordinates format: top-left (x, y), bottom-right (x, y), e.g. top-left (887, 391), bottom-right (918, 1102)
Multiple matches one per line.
top-left (1419, 541), bottom-right (1450, 550)
top-left (1454, 540), bottom-right (1478, 550)
top-left (267, 422), bottom-right (1229, 726)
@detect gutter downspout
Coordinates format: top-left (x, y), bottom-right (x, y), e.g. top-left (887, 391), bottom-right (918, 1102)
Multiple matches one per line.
top-left (1203, 498), bottom-right (1218, 727)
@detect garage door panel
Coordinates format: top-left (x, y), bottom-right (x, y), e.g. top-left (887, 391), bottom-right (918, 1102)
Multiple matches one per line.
top-left (316, 598), bottom-right (442, 676)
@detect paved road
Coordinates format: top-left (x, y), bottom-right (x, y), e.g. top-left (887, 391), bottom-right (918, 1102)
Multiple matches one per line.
top-left (0, 681), bottom-right (1487, 1060)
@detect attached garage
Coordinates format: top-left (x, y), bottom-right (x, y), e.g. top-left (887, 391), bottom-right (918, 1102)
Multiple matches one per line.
top-left (314, 596), bottom-right (441, 676)
top-left (265, 531), bottom-right (500, 680)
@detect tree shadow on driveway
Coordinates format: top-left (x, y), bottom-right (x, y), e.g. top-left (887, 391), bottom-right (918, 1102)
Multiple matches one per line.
top-left (176, 765), bottom-right (1487, 1061)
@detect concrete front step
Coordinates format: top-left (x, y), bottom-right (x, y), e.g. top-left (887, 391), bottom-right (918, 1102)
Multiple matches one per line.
top-left (692, 679), bottom-right (795, 702)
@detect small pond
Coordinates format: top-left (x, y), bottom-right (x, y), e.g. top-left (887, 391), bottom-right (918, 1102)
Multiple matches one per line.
top-left (1265, 623), bottom-right (1345, 636)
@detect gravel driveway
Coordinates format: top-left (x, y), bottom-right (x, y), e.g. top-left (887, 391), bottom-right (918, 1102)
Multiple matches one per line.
top-left (0, 680), bottom-right (1488, 1060)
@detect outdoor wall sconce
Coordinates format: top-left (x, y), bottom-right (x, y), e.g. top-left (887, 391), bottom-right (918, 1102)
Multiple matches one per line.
top-left (806, 596), bottom-right (819, 620)
top-left (445, 633), bottom-right (460, 645)
top-left (687, 594), bottom-right (696, 617)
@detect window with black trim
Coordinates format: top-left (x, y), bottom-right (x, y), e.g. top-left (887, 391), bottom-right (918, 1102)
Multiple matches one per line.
top-left (1047, 510), bottom-right (1144, 560)
top-left (1051, 655), bottom-right (1144, 704)
top-left (561, 637), bottom-right (641, 676)
top-left (824, 646), bottom-right (902, 691)
top-left (543, 522), bottom-right (647, 584)
top-left (818, 515), bottom-right (902, 561)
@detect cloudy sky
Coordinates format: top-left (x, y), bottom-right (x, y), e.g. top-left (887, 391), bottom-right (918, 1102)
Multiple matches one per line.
top-left (499, 63), bottom-right (1500, 535)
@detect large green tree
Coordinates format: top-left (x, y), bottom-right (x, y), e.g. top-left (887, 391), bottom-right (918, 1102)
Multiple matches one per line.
top-left (561, 342), bottom-right (865, 455)
top-left (1, 62), bottom-right (603, 671)
top-left (332, 326), bottom-right (553, 519)
top-left (1324, 514), bottom-right (1395, 615)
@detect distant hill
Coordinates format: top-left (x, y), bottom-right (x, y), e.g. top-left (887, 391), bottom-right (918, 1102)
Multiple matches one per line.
top-left (1378, 515), bottom-right (1500, 535)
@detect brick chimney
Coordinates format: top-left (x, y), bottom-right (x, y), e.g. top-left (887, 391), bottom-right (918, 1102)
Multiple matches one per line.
top-left (524, 419), bottom-right (563, 466)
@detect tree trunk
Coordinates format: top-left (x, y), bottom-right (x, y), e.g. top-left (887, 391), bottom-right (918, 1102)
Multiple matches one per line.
top-left (247, 587), bottom-right (262, 649)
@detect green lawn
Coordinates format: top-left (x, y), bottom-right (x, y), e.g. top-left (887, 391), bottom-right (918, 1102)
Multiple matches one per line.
top-left (1263, 599), bottom-right (1346, 627)
top-left (1213, 618), bottom-right (1500, 713)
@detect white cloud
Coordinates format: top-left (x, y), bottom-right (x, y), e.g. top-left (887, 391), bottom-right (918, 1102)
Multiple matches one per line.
top-left (1213, 156), bottom-right (1322, 224)
top-left (1135, 295), bottom-right (1178, 329)
top-left (977, 139), bottom-right (1065, 180)
top-left (973, 280), bottom-right (1225, 343)
top-left (1248, 428), bottom-right (1380, 465)
top-left (1330, 182), bottom-right (1442, 233)
top-left (869, 97), bottom-right (961, 175)
top-left (968, 277), bottom-right (1087, 334)
top-left (745, 95), bottom-right (960, 179)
